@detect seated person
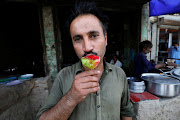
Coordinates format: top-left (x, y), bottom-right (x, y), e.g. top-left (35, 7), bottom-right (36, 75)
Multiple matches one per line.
top-left (110, 54), bottom-right (122, 67)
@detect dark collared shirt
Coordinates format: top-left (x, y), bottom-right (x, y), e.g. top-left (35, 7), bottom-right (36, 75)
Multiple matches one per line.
top-left (37, 61), bottom-right (135, 120)
top-left (134, 52), bottom-right (156, 77)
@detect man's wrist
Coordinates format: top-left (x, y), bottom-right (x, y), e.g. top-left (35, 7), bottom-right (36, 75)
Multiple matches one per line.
top-left (164, 61), bottom-right (168, 66)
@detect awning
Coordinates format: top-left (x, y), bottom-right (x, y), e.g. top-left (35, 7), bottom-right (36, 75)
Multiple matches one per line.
top-left (149, 0), bottom-right (180, 16)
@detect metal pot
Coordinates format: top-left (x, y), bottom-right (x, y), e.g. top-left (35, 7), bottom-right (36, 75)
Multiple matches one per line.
top-left (127, 77), bottom-right (145, 93)
top-left (140, 73), bottom-right (180, 97)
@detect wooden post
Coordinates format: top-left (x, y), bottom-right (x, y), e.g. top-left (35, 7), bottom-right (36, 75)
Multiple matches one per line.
top-left (159, 17), bottom-right (180, 26)
top-left (41, 5), bottom-right (58, 80)
top-left (141, 3), bottom-right (151, 60)
top-left (151, 22), bottom-right (158, 62)
top-left (141, 3), bottom-right (151, 42)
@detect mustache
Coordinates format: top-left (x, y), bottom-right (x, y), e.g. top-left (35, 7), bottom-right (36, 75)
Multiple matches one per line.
top-left (82, 51), bottom-right (98, 57)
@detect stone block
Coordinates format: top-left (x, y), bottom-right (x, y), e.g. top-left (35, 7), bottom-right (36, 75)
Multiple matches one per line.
top-left (29, 76), bottom-right (53, 120)
top-left (133, 95), bottom-right (180, 120)
top-left (0, 79), bottom-right (35, 113)
top-left (0, 96), bottom-right (32, 120)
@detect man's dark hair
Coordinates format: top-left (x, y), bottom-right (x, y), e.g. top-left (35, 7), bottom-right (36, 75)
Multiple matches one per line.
top-left (112, 54), bottom-right (118, 58)
top-left (173, 42), bottom-right (178, 45)
top-left (67, 1), bottom-right (109, 35)
top-left (139, 40), bottom-right (153, 51)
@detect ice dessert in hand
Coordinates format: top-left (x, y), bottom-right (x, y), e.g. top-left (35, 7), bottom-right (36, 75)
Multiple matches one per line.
top-left (81, 55), bottom-right (100, 69)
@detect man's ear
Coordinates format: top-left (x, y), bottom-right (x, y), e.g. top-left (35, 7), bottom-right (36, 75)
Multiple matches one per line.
top-left (104, 33), bottom-right (107, 46)
top-left (142, 48), bottom-right (146, 52)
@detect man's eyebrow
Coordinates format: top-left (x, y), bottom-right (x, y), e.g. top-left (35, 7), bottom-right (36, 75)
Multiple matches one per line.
top-left (87, 31), bottom-right (99, 35)
top-left (72, 34), bottom-right (82, 39)
top-left (72, 31), bottom-right (100, 39)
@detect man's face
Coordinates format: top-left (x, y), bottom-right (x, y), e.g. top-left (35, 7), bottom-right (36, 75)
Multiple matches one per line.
top-left (174, 44), bottom-right (178, 48)
top-left (144, 47), bottom-right (151, 54)
top-left (70, 14), bottom-right (107, 64)
top-left (113, 56), bottom-right (117, 61)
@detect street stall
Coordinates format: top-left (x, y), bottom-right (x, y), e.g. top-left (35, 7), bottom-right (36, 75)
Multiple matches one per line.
top-left (128, 67), bottom-right (180, 120)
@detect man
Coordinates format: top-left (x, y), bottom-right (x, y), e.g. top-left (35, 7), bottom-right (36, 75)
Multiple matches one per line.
top-left (110, 54), bottom-right (122, 67)
top-left (37, 2), bottom-right (134, 120)
top-left (134, 40), bottom-right (177, 77)
top-left (169, 43), bottom-right (180, 64)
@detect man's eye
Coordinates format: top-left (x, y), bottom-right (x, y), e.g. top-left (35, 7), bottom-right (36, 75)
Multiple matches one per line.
top-left (74, 38), bottom-right (81, 41)
top-left (91, 34), bottom-right (98, 38)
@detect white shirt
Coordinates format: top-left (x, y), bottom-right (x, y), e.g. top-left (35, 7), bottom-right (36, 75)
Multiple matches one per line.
top-left (110, 59), bottom-right (122, 67)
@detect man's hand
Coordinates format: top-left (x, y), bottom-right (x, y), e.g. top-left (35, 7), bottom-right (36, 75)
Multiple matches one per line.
top-left (168, 62), bottom-right (177, 68)
top-left (69, 70), bottom-right (102, 104)
top-left (121, 116), bottom-right (132, 120)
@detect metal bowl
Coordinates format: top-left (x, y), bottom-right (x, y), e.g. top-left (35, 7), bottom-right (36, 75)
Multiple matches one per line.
top-left (127, 77), bottom-right (145, 93)
top-left (141, 73), bottom-right (180, 97)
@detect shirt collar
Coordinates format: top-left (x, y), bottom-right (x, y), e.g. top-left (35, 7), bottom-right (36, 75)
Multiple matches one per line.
top-left (104, 60), bottom-right (112, 73)
top-left (75, 61), bottom-right (84, 75)
top-left (140, 52), bottom-right (147, 57)
top-left (75, 60), bottom-right (112, 75)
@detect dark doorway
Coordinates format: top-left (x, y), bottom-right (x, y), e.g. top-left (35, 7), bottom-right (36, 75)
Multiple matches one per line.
top-left (0, 2), bottom-right (45, 78)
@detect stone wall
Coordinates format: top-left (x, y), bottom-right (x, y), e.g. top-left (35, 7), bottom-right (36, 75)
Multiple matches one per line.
top-left (0, 79), bottom-right (35, 120)
top-left (29, 76), bottom-right (53, 120)
top-left (133, 95), bottom-right (180, 120)
top-left (0, 96), bottom-right (32, 120)
top-left (0, 76), bottom-right (53, 120)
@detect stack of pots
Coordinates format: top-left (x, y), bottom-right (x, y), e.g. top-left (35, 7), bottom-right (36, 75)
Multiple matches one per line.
top-left (127, 77), bottom-right (145, 93)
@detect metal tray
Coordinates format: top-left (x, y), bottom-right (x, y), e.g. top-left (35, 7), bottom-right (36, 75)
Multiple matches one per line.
top-left (141, 73), bottom-right (180, 85)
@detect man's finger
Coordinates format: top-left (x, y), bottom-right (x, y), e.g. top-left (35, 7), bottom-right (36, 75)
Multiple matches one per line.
top-left (76, 70), bottom-right (101, 78)
top-left (81, 82), bottom-right (99, 89)
top-left (85, 87), bottom-right (100, 94)
top-left (80, 76), bottom-right (99, 83)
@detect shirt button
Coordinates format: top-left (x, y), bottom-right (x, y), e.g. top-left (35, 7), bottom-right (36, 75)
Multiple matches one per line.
top-left (97, 105), bottom-right (100, 108)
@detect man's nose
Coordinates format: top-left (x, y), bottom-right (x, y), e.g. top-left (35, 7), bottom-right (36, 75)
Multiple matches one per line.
top-left (82, 38), bottom-right (93, 52)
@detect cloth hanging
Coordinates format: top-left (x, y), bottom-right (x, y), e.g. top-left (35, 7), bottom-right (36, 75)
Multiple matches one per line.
top-left (149, 0), bottom-right (180, 16)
